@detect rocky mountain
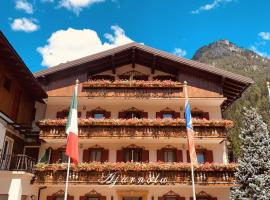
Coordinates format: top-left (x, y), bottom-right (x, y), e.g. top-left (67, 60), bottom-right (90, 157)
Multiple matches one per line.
top-left (192, 40), bottom-right (270, 159)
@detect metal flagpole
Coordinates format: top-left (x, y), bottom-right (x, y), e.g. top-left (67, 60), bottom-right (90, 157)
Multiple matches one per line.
top-left (267, 82), bottom-right (270, 114)
top-left (184, 81), bottom-right (196, 200)
top-left (64, 157), bottom-right (71, 200)
top-left (190, 159), bottom-right (196, 200)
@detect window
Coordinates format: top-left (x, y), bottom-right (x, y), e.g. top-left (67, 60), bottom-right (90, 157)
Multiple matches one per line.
top-left (162, 113), bottom-right (173, 119)
top-left (124, 148), bottom-right (142, 162)
top-left (164, 149), bottom-right (176, 162)
top-left (56, 198), bottom-right (64, 200)
top-left (94, 113), bottom-right (104, 119)
top-left (197, 152), bottom-right (205, 164)
top-left (59, 151), bottom-right (68, 163)
top-left (0, 194), bottom-right (8, 200)
top-left (90, 149), bottom-right (102, 162)
top-left (3, 76), bottom-right (11, 92)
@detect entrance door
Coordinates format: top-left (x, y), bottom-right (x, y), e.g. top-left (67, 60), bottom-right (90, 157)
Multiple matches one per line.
top-left (0, 136), bottom-right (13, 169)
top-left (123, 197), bottom-right (142, 200)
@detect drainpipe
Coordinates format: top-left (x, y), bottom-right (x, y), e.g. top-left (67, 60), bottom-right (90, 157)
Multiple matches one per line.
top-left (38, 186), bottom-right (47, 200)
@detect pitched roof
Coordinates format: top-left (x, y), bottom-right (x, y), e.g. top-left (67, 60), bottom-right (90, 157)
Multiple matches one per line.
top-left (34, 42), bottom-right (253, 84)
top-left (0, 31), bottom-right (47, 100)
top-left (34, 42), bottom-right (253, 109)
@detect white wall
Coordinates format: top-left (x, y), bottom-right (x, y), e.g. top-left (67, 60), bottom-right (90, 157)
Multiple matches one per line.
top-left (40, 185), bottom-right (231, 200)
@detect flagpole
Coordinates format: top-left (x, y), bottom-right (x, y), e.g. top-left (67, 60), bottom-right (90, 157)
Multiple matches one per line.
top-left (64, 157), bottom-right (71, 200)
top-left (190, 160), bottom-right (196, 200)
top-left (184, 81), bottom-right (196, 200)
top-left (267, 82), bottom-right (270, 114)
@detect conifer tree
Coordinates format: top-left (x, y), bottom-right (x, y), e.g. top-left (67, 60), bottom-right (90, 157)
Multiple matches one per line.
top-left (230, 107), bottom-right (270, 200)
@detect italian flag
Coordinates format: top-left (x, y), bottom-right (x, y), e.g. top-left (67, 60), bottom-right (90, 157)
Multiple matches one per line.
top-left (65, 81), bottom-right (79, 163)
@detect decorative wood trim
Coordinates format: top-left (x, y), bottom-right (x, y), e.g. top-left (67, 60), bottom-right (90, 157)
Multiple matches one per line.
top-left (117, 190), bottom-right (148, 200)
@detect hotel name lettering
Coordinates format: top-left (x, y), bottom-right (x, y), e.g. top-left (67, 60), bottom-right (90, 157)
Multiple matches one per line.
top-left (98, 172), bottom-right (168, 187)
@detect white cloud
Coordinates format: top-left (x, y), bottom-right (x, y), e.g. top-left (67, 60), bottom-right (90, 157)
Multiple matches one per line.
top-left (15, 0), bottom-right (33, 14)
top-left (11, 18), bottom-right (39, 32)
top-left (59, 0), bottom-right (106, 15)
top-left (173, 48), bottom-right (187, 57)
top-left (37, 25), bottom-right (133, 67)
top-left (250, 46), bottom-right (270, 58)
top-left (258, 32), bottom-right (270, 41)
top-left (191, 0), bottom-right (232, 14)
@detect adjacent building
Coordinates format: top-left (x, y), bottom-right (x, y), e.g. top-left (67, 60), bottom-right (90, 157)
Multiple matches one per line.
top-left (0, 31), bottom-right (47, 200)
top-left (33, 42), bottom-right (253, 200)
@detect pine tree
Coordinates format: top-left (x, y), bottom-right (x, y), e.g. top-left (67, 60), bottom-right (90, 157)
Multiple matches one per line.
top-left (230, 107), bottom-right (270, 200)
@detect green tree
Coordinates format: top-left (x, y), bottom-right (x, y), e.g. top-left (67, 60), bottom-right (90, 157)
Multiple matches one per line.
top-left (230, 107), bottom-right (270, 200)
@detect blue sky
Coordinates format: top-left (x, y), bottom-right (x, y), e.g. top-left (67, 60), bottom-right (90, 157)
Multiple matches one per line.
top-left (1, 0), bottom-right (270, 72)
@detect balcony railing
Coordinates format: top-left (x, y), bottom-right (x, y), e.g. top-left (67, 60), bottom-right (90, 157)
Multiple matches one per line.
top-left (0, 154), bottom-right (35, 173)
top-left (82, 80), bottom-right (183, 98)
top-left (34, 162), bottom-right (236, 186)
top-left (37, 118), bottom-right (233, 139)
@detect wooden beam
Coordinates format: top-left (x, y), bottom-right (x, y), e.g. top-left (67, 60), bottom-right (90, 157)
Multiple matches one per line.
top-left (224, 80), bottom-right (246, 90)
top-left (111, 55), bottom-right (116, 74)
top-left (131, 48), bottom-right (135, 68)
top-left (151, 56), bottom-right (156, 74)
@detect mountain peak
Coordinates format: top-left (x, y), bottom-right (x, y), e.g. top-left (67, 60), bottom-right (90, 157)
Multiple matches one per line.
top-left (192, 39), bottom-right (270, 72)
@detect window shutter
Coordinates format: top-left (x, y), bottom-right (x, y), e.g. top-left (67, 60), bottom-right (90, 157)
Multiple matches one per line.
top-left (86, 111), bottom-right (92, 118)
top-left (83, 149), bottom-right (90, 162)
top-left (158, 197), bottom-right (165, 200)
top-left (50, 149), bottom-right (59, 163)
top-left (156, 112), bottom-right (162, 118)
top-left (157, 149), bottom-right (164, 162)
top-left (203, 112), bottom-right (209, 120)
top-left (78, 111), bottom-right (82, 118)
top-left (178, 197), bottom-right (185, 200)
top-left (186, 150), bottom-right (190, 163)
top-left (116, 150), bottom-right (124, 162)
top-left (141, 112), bottom-right (148, 119)
top-left (142, 150), bottom-right (149, 162)
top-left (118, 112), bottom-right (125, 119)
top-left (56, 111), bottom-right (63, 119)
top-left (102, 149), bottom-right (109, 162)
top-left (46, 197), bottom-right (53, 200)
top-left (205, 150), bottom-right (214, 163)
top-left (104, 111), bottom-right (111, 119)
top-left (68, 197), bottom-right (74, 200)
top-left (88, 148), bottom-right (94, 162)
top-left (79, 197), bottom-right (87, 200)
top-left (176, 150), bottom-right (183, 162)
top-left (174, 112), bottom-right (181, 119)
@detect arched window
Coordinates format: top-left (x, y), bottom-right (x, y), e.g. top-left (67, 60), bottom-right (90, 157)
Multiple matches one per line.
top-left (47, 190), bottom-right (74, 200)
top-left (158, 190), bottom-right (185, 200)
top-left (190, 191), bottom-right (217, 200)
top-left (157, 145), bottom-right (183, 163)
top-left (156, 107), bottom-right (180, 119)
top-left (118, 107), bottom-right (148, 119)
top-left (116, 144), bottom-right (149, 163)
top-left (80, 189), bottom-right (106, 200)
top-left (187, 147), bottom-right (213, 164)
top-left (86, 107), bottom-right (111, 119)
top-left (83, 145), bottom-right (109, 163)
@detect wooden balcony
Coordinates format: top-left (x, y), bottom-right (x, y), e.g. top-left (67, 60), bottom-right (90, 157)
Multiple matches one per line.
top-left (34, 162), bottom-right (236, 186)
top-left (37, 119), bottom-right (233, 139)
top-left (0, 154), bottom-right (35, 173)
top-left (82, 80), bottom-right (183, 98)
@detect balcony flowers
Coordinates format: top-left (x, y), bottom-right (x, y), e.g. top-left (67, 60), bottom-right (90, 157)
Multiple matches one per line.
top-left (37, 118), bottom-right (234, 128)
top-left (82, 80), bottom-right (182, 88)
top-left (34, 162), bottom-right (237, 172)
